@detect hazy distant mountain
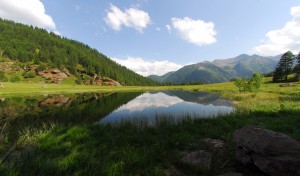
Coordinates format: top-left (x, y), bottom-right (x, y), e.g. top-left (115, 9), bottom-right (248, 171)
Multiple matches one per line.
top-left (148, 54), bottom-right (280, 84)
top-left (148, 71), bottom-right (175, 83)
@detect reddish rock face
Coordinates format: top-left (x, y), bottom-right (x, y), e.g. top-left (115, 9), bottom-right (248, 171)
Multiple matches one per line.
top-left (38, 69), bottom-right (69, 84)
top-left (0, 62), bottom-right (20, 71)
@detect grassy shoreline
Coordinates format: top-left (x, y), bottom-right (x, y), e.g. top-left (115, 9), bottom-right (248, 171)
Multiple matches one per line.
top-left (1, 81), bottom-right (300, 175)
top-left (0, 82), bottom-right (193, 97)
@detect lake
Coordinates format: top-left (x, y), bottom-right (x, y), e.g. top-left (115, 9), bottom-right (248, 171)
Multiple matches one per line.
top-left (0, 91), bottom-right (234, 130)
top-left (99, 91), bottom-right (234, 125)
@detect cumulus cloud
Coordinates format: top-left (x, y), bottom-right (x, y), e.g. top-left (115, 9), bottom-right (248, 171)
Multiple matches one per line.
top-left (254, 5), bottom-right (300, 55)
top-left (170, 17), bottom-right (217, 46)
top-left (104, 4), bottom-right (150, 32)
top-left (0, 0), bottom-right (56, 30)
top-left (166, 24), bottom-right (172, 33)
top-left (112, 57), bottom-right (183, 76)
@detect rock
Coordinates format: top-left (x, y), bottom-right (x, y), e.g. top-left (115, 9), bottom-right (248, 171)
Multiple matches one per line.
top-left (181, 150), bottom-right (212, 169)
top-left (50, 68), bottom-right (61, 74)
top-left (0, 83), bottom-right (4, 88)
top-left (279, 83), bottom-right (296, 87)
top-left (38, 68), bottom-right (69, 84)
top-left (203, 138), bottom-right (227, 151)
top-left (233, 125), bottom-right (300, 176)
top-left (218, 173), bottom-right (243, 176)
top-left (0, 62), bottom-right (14, 71)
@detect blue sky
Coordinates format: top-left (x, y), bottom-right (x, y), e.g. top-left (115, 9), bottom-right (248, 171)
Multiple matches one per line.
top-left (0, 0), bottom-right (300, 76)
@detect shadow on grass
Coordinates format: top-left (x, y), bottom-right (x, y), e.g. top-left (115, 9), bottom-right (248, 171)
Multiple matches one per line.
top-left (1, 110), bottom-right (300, 175)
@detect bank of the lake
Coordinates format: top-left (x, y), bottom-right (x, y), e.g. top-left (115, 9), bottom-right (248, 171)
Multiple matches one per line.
top-left (0, 81), bottom-right (300, 175)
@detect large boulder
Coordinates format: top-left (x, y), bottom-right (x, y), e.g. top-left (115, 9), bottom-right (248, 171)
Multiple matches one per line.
top-left (233, 125), bottom-right (300, 176)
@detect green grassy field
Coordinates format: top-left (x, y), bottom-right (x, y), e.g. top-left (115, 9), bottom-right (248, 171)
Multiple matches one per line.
top-left (0, 80), bottom-right (300, 175)
top-left (0, 82), bottom-right (190, 97)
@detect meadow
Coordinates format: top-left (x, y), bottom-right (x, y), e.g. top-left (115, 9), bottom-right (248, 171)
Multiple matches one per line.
top-left (0, 80), bottom-right (300, 175)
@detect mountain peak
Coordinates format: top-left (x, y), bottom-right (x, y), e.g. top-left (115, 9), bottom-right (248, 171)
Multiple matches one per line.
top-left (236, 54), bottom-right (250, 59)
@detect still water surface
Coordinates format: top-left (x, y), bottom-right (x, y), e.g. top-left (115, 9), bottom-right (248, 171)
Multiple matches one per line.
top-left (0, 91), bottom-right (234, 128)
top-left (100, 91), bottom-right (234, 125)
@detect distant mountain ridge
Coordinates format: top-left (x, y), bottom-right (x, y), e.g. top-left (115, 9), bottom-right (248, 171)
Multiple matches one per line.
top-left (148, 54), bottom-right (280, 84)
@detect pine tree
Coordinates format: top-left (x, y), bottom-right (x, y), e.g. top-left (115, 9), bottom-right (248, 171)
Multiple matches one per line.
top-left (273, 51), bottom-right (295, 82)
top-left (296, 52), bottom-right (300, 81)
top-left (296, 52), bottom-right (300, 73)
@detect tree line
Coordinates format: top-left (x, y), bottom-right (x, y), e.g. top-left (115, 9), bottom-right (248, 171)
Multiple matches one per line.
top-left (0, 19), bottom-right (158, 86)
top-left (273, 51), bottom-right (300, 82)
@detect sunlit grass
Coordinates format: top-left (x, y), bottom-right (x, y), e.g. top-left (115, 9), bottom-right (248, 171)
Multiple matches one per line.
top-left (1, 79), bottom-right (300, 175)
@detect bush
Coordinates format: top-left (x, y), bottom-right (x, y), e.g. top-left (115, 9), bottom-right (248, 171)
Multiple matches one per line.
top-left (75, 77), bottom-right (83, 85)
top-left (234, 73), bottom-right (264, 92)
top-left (0, 71), bottom-right (8, 82)
top-left (36, 64), bottom-right (46, 72)
top-left (10, 75), bottom-right (21, 82)
top-left (22, 71), bottom-right (36, 78)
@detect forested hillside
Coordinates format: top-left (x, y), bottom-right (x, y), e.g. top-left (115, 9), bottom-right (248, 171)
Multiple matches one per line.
top-left (148, 54), bottom-right (280, 84)
top-left (0, 19), bottom-right (158, 86)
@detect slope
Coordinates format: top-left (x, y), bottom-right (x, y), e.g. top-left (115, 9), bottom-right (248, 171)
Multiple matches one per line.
top-left (0, 19), bottom-right (158, 86)
top-left (148, 54), bottom-right (279, 84)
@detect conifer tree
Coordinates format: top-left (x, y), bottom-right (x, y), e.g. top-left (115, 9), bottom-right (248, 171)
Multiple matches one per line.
top-left (273, 51), bottom-right (295, 82)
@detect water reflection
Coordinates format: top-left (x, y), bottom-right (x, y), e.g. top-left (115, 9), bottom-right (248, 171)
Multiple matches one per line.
top-left (100, 91), bottom-right (234, 125)
top-left (0, 92), bottom-right (142, 139)
top-left (0, 91), bottom-right (234, 135)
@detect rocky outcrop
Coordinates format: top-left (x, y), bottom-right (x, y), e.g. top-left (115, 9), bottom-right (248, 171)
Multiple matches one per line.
top-left (92, 74), bottom-right (122, 86)
top-left (0, 62), bottom-right (20, 71)
top-left (181, 150), bottom-right (212, 169)
top-left (38, 68), bottom-right (69, 84)
top-left (233, 125), bottom-right (300, 176)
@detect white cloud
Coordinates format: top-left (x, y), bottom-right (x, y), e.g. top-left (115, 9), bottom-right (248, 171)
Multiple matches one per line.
top-left (254, 5), bottom-right (300, 55)
top-left (116, 92), bottom-right (183, 112)
top-left (104, 4), bottom-right (150, 32)
top-left (166, 25), bottom-right (172, 34)
top-left (0, 0), bottom-right (56, 30)
top-left (112, 57), bottom-right (183, 76)
top-left (170, 17), bottom-right (217, 46)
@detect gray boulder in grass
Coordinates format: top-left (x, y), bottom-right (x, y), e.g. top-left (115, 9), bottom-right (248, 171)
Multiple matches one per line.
top-left (233, 125), bottom-right (300, 176)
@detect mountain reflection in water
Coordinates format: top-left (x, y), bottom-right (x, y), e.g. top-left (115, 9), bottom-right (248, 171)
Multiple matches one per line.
top-left (0, 91), bottom-right (234, 136)
top-left (100, 91), bottom-right (234, 125)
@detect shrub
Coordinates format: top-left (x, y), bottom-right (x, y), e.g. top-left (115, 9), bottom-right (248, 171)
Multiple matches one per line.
top-left (234, 73), bottom-right (264, 92)
top-left (36, 64), bottom-right (46, 72)
top-left (10, 75), bottom-right (21, 82)
top-left (0, 71), bottom-right (8, 82)
top-left (22, 71), bottom-right (36, 78)
top-left (75, 77), bottom-right (83, 85)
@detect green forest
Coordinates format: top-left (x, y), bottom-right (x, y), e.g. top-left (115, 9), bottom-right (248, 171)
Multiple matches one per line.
top-left (0, 19), bottom-right (158, 86)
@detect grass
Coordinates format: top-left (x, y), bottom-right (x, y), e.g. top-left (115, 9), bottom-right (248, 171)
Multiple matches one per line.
top-left (0, 82), bottom-right (191, 97)
top-left (0, 80), bottom-right (300, 175)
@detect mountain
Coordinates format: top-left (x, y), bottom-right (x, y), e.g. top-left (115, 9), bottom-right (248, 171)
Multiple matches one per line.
top-left (0, 19), bottom-right (158, 86)
top-left (148, 54), bottom-right (280, 84)
top-left (148, 71), bottom-right (174, 83)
